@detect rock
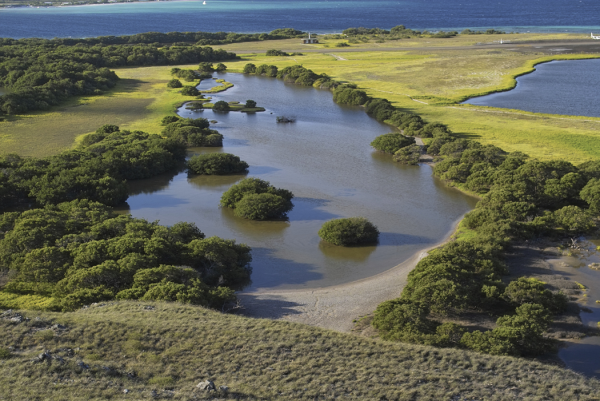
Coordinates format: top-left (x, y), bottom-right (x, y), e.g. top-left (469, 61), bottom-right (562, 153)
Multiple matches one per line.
top-left (123, 389), bottom-right (130, 394)
top-left (77, 361), bottom-right (90, 370)
top-left (196, 380), bottom-right (216, 391)
top-left (51, 324), bottom-right (66, 330)
top-left (37, 351), bottom-right (51, 362)
top-left (219, 386), bottom-right (229, 392)
top-left (10, 316), bottom-right (23, 323)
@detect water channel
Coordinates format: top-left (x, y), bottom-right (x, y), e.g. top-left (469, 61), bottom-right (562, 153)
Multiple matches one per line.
top-left (120, 73), bottom-right (478, 292)
top-left (464, 59), bottom-right (600, 118)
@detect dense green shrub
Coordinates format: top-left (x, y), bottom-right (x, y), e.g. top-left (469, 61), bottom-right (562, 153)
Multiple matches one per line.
top-left (161, 117), bottom-right (222, 147)
top-left (502, 278), bottom-right (567, 313)
top-left (394, 144), bottom-right (421, 165)
top-left (215, 63), bottom-right (227, 72)
top-left (0, 200), bottom-right (251, 311)
top-left (255, 64), bottom-right (279, 77)
top-left (172, 69), bottom-right (198, 82)
top-left (245, 100), bottom-right (257, 108)
top-left (187, 153), bottom-right (249, 175)
top-left (0, 125), bottom-right (187, 209)
top-left (181, 86), bottom-right (200, 96)
top-left (167, 79), bottom-right (183, 88)
top-left (243, 63), bottom-right (257, 74)
top-left (332, 86), bottom-right (369, 105)
top-left (212, 100), bottom-right (230, 112)
top-left (198, 62), bottom-right (214, 72)
top-left (266, 49), bottom-right (289, 56)
top-left (318, 217), bottom-right (379, 246)
top-left (234, 193), bottom-right (292, 220)
top-left (370, 133), bottom-right (415, 154)
top-left (220, 178), bottom-right (293, 209)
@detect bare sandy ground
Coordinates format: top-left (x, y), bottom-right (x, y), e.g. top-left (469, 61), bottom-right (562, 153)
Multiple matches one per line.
top-left (238, 221), bottom-right (460, 332)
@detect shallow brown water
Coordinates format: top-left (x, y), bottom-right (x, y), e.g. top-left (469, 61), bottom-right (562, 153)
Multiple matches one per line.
top-left (119, 73), bottom-right (478, 291)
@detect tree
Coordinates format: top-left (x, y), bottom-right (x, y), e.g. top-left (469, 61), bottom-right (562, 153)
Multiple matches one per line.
top-left (187, 153), bottom-right (249, 175)
top-left (581, 178), bottom-right (600, 214)
top-left (212, 100), bottom-right (230, 112)
top-left (243, 63), bottom-right (257, 74)
top-left (167, 79), bottom-right (183, 88)
top-left (244, 99), bottom-right (257, 108)
top-left (318, 217), bottom-right (379, 246)
top-left (234, 193), bottom-right (292, 220)
top-left (394, 144), bottom-right (421, 165)
top-left (220, 177), bottom-right (293, 209)
top-left (370, 133), bottom-right (415, 154)
top-left (215, 63), bottom-right (227, 72)
top-left (181, 86), bottom-right (200, 96)
top-left (198, 62), bottom-right (214, 72)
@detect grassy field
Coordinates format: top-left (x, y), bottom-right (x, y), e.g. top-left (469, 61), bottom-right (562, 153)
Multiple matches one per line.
top-left (0, 65), bottom-right (199, 157)
top-left (218, 35), bottom-right (600, 163)
top-left (1, 301), bottom-right (599, 400)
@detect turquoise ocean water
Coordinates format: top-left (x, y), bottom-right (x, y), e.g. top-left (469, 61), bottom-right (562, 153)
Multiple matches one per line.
top-left (1, 0), bottom-right (599, 38)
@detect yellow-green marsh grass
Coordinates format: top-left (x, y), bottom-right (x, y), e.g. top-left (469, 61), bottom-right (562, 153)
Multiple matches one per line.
top-left (1, 301), bottom-right (598, 400)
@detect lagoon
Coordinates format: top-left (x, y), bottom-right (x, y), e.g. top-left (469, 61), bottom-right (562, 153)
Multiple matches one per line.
top-left (119, 73), bottom-right (477, 292)
top-left (465, 59), bottom-right (600, 118)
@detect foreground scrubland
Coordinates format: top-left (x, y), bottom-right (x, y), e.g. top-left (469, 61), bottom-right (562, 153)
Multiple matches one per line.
top-left (1, 301), bottom-right (599, 400)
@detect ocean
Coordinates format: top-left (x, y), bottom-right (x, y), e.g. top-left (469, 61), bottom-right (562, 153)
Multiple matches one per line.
top-left (1, 0), bottom-right (600, 39)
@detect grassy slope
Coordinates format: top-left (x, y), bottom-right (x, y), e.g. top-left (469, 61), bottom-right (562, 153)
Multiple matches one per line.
top-left (219, 35), bottom-right (600, 163)
top-left (1, 301), bottom-right (599, 400)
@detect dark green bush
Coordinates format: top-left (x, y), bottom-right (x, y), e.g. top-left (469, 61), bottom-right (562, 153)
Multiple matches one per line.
top-left (394, 144), bottom-right (421, 165)
top-left (212, 101), bottom-right (230, 112)
top-left (0, 200), bottom-right (252, 310)
top-left (333, 86), bottom-right (369, 106)
top-left (370, 133), bottom-right (415, 154)
top-left (181, 86), bottom-right (200, 96)
top-left (266, 49), bottom-right (289, 56)
top-left (220, 178), bottom-right (293, 209)
top-left (318, 217), bottom-right (379, 246)
top-left (215, 63), bottom-right (227, 72)
top-left (502, 277), bottom-right (568, 313)
top-left (0, 347), bottom-right (11, 359)
top-left (187, 153), bottom-right (248, 175)
top-left (234, 193), bottom-right (292, 220)
top-left (167, 79), bottom-right (183, 88)
top-left (245, 100), bottom-right (257, 108)
top-left (243, 63), bottom-right (257, 74)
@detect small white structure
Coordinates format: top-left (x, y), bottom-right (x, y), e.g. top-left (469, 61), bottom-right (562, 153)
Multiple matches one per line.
top-left (302, 32), bottom-right (319, 44)
top-left (592, 33), bottom-right (600, 40)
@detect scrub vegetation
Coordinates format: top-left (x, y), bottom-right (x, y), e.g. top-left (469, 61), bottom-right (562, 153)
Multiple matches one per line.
top-left (318, 217), bottom-right (379, 246)
top-left (220, 178), bottom-right (294, 220)
top-left (1, 302), bottom-right (599, 400)
top-left (187, 153), bottom-right (249, 175)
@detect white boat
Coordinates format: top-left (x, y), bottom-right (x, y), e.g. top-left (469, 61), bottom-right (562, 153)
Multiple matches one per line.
top-left (203, 1), bottom-right (206, 4)
top-left (592, 33), bottom-right (600, 40)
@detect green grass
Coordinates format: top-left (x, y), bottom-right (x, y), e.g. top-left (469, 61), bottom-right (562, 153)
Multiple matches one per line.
top-left (0, 301), bottom-right (598, 400)
top-left (200, 78), bottom-right (234, 93)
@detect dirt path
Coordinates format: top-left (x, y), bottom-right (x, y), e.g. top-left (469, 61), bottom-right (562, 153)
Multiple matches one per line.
top-left (238, 219), bottom-right (461, 332)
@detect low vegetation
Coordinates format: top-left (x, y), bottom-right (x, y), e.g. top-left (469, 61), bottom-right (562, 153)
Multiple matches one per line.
top-left (370, 132), bottom-right (416, 154)
top-left (160, 115), bottom-right (222, 147)
top-left (220, 178), bottom-right (294, 220)
top-left (187, 153), bottom-right (249, 175)
top-left (318, 217), bottom-right (379, 246)
top-left (1, 301), bottom-right (599, 400)
top-left (0, 200), bottom-right (251, 312)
